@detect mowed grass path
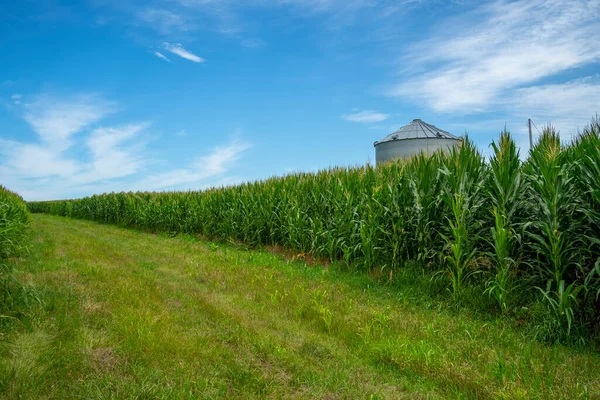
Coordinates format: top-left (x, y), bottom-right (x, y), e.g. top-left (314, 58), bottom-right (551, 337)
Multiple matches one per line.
top-left (1, 215), bottom-right (599, 399)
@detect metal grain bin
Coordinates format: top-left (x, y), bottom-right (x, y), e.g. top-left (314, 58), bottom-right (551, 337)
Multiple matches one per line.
top-left (374, 119), bottom-right (460, 164)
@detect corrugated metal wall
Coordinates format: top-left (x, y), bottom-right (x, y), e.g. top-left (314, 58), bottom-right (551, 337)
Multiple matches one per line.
top-left (375, 138), bottom-right (459, 164)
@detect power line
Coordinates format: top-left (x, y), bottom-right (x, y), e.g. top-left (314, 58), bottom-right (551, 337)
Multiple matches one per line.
top-left (528, 118), bottom-right (543, 150)
top-left (531, 120), bottom-right (542, 135)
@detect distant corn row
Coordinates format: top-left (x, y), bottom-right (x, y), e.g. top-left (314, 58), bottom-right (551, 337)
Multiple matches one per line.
top-left (28, 120), bottom-right (600, 341)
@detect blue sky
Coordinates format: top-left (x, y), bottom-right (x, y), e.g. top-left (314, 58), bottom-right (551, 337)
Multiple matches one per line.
top-left (1, 0), bottom-right (599, 201)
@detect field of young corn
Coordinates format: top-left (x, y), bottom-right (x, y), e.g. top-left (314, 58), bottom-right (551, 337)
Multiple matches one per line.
top-left (27, 120), bottom-right (600, 343)
top-left (0, 185), bottom-right (30, 316)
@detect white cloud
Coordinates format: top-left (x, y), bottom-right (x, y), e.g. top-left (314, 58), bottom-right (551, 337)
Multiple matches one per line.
top-left (175, 0), bottom-right (377, 25)
top-left (154, 51), bottom-right (171, 62)
top-left (507, 77), bottom-right (600, 136)
top-left (0, 140), bottom-right (81, 178)
top-left (389, 0), bottom-right (600, 113)
top-left (0, 93), bottom-right (115, 182)
top-left (342, 110), bottom-right (389, 123)
top-left (132, 138), bottom-right (251, 191)
top-left (163, 42), bottom-right (205, 63)
top-left (0, 123), bottom-right (148, 189)
top-left (194, 139), bottom-right (249, 176)
top-left (103, 0), bottom-right (420, 63)
top-left (0, 91), bottom-right (251, 200)
top-left (23, 94), bottom-right (114, 150)
top-left (128, 0), bottom-right (394, 42)
top-left (77, 124), bottom-right (148, 183)
top-left (137, 8), bottom-right (192, 34)
top-left (0, 93), bottom-right (148, 200)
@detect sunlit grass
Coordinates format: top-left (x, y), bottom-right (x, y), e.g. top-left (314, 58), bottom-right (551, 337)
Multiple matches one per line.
top-left (1, 214), bottom-right (599, 399)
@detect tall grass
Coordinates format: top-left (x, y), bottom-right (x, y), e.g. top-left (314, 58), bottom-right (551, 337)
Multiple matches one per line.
top-left (27, 119), bottom-right (600, 342)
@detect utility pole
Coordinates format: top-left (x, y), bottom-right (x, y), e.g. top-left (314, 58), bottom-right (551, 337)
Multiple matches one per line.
top-left (528, 118), bottom-right (533, 150)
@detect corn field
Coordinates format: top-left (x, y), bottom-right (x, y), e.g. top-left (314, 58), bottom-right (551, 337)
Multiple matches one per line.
top-left (1, 185), bottom-right (30, 315)
top-left (27, 120), bottom-right (600, 342)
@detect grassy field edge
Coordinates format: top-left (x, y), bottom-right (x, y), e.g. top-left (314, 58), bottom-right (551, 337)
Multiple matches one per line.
top-left (1, 214), bottom-right (599, 399)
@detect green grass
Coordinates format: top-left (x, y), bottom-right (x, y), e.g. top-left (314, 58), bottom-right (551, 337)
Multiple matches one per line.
top-left (1, 214), bottom-right (599, 399)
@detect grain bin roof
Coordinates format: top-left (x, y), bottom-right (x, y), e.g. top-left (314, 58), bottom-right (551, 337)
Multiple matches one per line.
top-left (374, 119), bottom-right (458, 146)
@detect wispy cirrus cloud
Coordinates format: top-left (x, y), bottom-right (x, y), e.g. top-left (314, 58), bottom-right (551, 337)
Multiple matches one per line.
top-left (77, 124), bottom-right (148, 183)
top-left (104, 0), bottom-right (415, 52)
top-left (389, 0), bottom-right (600, 114)
top-left (172, 0), bottom-right (383, 30)
top-left (23, 93), bottom-right (115, 150)
top-left (136, 8), bottom-right (193, 34)
top-left (132, 138), bottom-right (251, 191)
top-left (154, 51), bottom-right (171, 62)
top-left (0, 140), bottom-right (81, 179)
top-left (507, 77), bottom-right (600, 136)
top-left (0, 92), bottom-right (250, 200)
top-left (0, 94), bottom-right (146, 192)
top-left (163, 42), bottom-right (205, 63)
top-left (342, 110), bottom-right (389, 123)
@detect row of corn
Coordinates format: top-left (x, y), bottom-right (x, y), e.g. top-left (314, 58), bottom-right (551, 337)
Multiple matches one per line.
top-left (0, 185), bottom-right (30, 314)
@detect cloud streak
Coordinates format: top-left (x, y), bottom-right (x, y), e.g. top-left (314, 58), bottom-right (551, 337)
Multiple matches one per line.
top-left (0, 140), bottom-right (81, 179)
top-left (507, 77), bottom-right (600, 135)
top-left (132, 138), bottom-right (251, 191)
top-left (342, 110), bottom-right (389, 123)
top-left (389, 0), bottom-right (600, 113)
top-left (77, 124), bottom-right (148, 183)
top-left (136, 8), bottom-right (192, 34)
top-left (154, 51), bottom-right (171, 62)
top-left (163, 42), bottom-right (205, 63)
top-left (23, 94), bottom-right (114, 150)
top-left (171, 0), bottom-right (385, 31)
